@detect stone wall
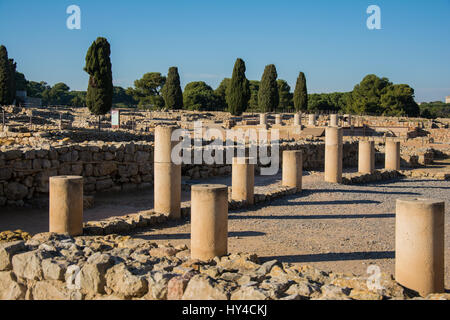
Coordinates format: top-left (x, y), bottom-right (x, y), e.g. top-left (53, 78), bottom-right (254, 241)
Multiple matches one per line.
top-left (0, 139), bottom-right (432, 207)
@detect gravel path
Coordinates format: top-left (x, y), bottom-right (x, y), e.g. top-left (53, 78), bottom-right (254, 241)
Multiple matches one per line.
top-left (1, 171), bottom-right (449, 289)
top-left (133, 175), bottom-right (450, 288)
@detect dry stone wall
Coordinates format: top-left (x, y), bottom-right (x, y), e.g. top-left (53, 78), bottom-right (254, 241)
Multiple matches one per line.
top-left (0, 138), bottom-right (435, 207)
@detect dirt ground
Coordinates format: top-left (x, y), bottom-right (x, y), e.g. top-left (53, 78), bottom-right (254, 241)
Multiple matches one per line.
top-left (1, 169), bottom-right (449, 289)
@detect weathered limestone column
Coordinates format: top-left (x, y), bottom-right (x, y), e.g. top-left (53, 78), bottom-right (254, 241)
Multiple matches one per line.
top-left (395, 198), bottom-right (445, 296)
top-left (232, 157), bottom-right (255, 204)
top-left (191, 184), bottom-right (228, 260)
top-left (293, 113), bottom-right (301, 126)
top-left (49, 176), bottom-right (83, 236)
top-left (308, 114), bottom-right (316, 126)
top-left (154, 126), bottom-right (181, 219)
top-left (385, 139), bottom-right (401, 170)
top-left (358, 140), bottom-right (375, 174)
top-left (275, 114), bottom-right (281, 125)
top-left (324, 127), bottom-right (343, 183)
top-left (282, 150), bottom-right (303, 192)
top-left (260, 113), bottom-right (267, 125)
top-left (330, 114), bottom-right (339, 127)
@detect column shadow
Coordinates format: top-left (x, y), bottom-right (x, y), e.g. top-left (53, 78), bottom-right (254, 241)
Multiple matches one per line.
top-left (260, 251), bottom-right (395, 263)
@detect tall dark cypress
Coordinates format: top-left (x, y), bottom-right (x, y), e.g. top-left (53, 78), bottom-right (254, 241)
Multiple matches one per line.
top-left (258, 64), bottom-right (278, 113)
top-left (293, 72), bottom-right (308, 111)
top-left (84, 37), bottom-right (113, 115)
top-left (162, 67), bottom-right (183, 109)
top-left (226, 58), bottom-right (250, 116)
top-left (0, 46), bottom-right (13, 105)
top-left (9, 59), bottom-right (16, 104)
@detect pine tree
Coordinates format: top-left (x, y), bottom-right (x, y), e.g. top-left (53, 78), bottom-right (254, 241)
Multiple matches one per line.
top-left (226, 58), bottom-right (250, 116)
top-left (162, 67), bottom-right (183, 109)
top-left (293, 72), bottom-right (308, 111)
top-left (84, 37), bottom-right (113, 116)
top-left (258, 64), bottom-right (278, 113)
top-left (0, 46), bottom-right (13, 105)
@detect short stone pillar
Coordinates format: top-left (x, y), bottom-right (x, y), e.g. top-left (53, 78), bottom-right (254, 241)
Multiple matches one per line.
top-left (308, 114), bottom-right (316, 126)
top-left (154, 126), bottom-right (181, 219)
top-left (191, 184), bottom-right (228, 260)
top-left (282, 150), bottom-right (303, 192)
top-left (49, 176), bottom-right (83, 236)
top-left (275, 114), bottom-right (281, 125)
top-left (232, 157), bottom-right (255, 204)
top-left (293, 113), bottom-right (301, 126)
top-left (324, 127), bottom-right (343, 183)
top-left (260, 113), bottom-right (267, 125)
top-left (385, 140), bottom-right (401, 171)
top-left (395, 198), bottom-right (445, 296)
top-left (330, 114), bottom-right (339, 127)
top-left (358, 140), bottom-right (375, 174)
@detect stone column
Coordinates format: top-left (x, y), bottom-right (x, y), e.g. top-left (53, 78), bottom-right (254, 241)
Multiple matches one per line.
top-left (260, 113), bottom-right (267, 126)
top-left (154, 126), bottom-right (181, 219)
top-left (293, 113), bottom-right (301, 126)
top-left (308, 114), bottom-right (316, 126)
top-left (191, 184), bottom-right (228, 260)
top-left (385, 140), bottom-right (401, 170)
top-left (330, 114), bottom-right (339, 127)
top-left (232, 157), bottom-right (255, 204)
top-left (275, 114), bottom-right (281, 125)
top-left (282, 150), bottom-right (303, 192)
top-left (49, 176), bottom-right (83, 236)
top-left (395, 198), bottom-right (445, 296)
top-left (358, 140), bottom-right (375, 174)
top-left (324, 127), bottom-right (343, 183)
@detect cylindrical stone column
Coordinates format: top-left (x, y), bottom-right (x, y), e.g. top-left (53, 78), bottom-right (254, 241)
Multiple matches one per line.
top-left (260, 113), bottom-right (267, 125)
top-left (293, 113), bottom-right (301, 126)
top-left (49, 176), bottom-right (83, 236)
top-left (191, 184), bottom-right (228, 260)
top-left (385, 140), bottom-right (401, 171)
top-left (232, 157), bottom-right (255, 204)
top-left (275, 114), bottom-right (281, 125)
top-left (395, 198), bottom-right (445, 297)
top-left (324, 127), bottom-right (343, 183)
top-left (154, 126), bottom-right (181, 219)
top-left (308, 114), bottom-right (316, 126)
top-left (358, 140), bottom-right (375, 174)
top-left (282, 150), bottom-right (303, 192)
top-left (330, 114), bottom-right (339, 127)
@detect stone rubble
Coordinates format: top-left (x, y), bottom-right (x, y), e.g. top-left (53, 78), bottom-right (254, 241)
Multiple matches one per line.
top-left (0, 232), bottom-right (448, 300)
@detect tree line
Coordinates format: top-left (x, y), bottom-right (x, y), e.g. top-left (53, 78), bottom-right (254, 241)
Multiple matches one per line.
top-left (1, 38), bottom-right (440, 118)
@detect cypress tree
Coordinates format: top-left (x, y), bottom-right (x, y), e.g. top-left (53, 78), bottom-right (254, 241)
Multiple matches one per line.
top-left (293, 72), bottom-right (308, 111)
top-left (84, 37), bottom-right (113, 116)
top-left (0, 46), bottom-right (13, 105)
top-left (9, 59), bottom-right (17, 104)
top-left (226, 58), bottom-right (250, 116)
top-left (162, 67), bottom-right (183, 109)
top-left (258, 64), bottom-right (278, 113)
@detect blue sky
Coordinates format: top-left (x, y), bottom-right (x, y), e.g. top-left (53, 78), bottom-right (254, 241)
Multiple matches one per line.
top-left (1, 0), bottom-right (449, 102)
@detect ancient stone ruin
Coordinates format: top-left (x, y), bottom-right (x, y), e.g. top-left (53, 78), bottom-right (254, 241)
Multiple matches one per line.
top-left (0, 109), bottom-right (449, 300)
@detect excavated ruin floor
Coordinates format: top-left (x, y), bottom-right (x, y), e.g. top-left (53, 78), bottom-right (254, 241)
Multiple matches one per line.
top-left (1, 171), bottom-right (449, 290)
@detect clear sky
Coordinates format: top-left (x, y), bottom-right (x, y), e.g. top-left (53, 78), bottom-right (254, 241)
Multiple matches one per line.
top-left (1, 0), bottom-right (449, 102)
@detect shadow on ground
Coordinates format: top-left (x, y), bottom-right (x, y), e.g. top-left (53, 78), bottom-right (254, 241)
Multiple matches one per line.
top-left (229, 213), bottom-right (395, 220)
top-left (260, 251), bottom-right (395, 263)
top-left (136, 230), bottom-right (266, 241)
